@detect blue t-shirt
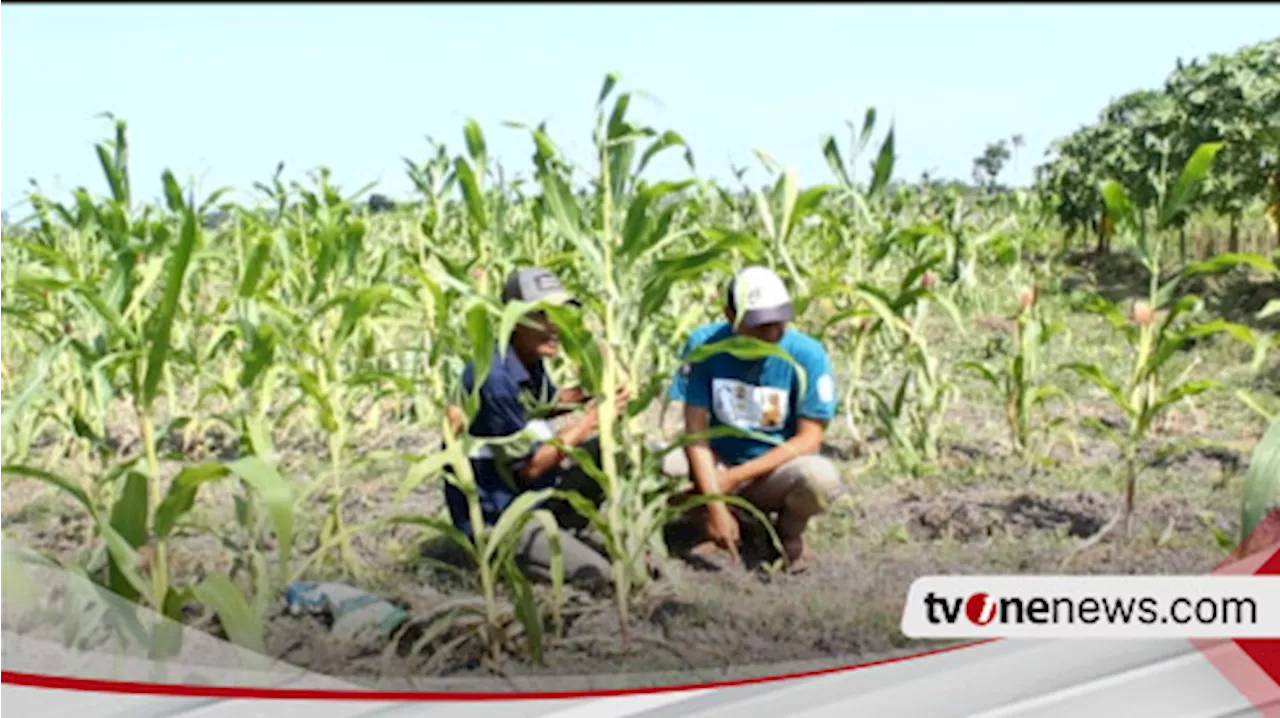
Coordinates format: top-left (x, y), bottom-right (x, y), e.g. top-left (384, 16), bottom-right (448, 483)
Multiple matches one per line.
top-left (444, 348), bottom-right (561, 538)
top-left (674, 321), bottom-right (838, 466)
top-left (667, 321), bottom-right (728, 403)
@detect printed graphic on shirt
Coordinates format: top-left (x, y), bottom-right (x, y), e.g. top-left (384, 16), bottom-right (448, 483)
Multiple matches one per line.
top-left (711, 378), bottom-right (790, 430)
top-left (817, 373), bottom-right (836, 404)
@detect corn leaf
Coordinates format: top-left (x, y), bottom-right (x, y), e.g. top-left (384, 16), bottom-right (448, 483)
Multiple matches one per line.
top-left (682, 336), bottom-right (809, 398)
top-left (482, 489), bottom-right (558, 564)
top-left (192, 574), bottom-right (264, 654)
top-left (153, 463), bottom-right (233, 539)
top-left (1159, 142), bottom-right (1223, 229)
top-left (1241, 419), bottom-right (1280, 543)
top-left (106, 471), bottom-right (149, 601)
top-left (225, 457), bottom-right (295, 573)
top-left (1060, 362), bottom-right (1133, 416)
top-left (869, 125), bottom-right (896, 196)
top-left (142, 205), bottom-right (199, 410)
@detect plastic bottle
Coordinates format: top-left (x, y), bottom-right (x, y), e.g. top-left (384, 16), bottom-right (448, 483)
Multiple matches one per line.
top-left (285, 581), bottom-right (408, 641)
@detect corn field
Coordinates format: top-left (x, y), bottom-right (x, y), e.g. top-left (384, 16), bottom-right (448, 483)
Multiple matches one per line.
top-left (2, 72), bottom-right (1278, 682)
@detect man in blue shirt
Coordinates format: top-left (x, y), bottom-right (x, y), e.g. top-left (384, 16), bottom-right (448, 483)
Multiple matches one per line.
top-left (666, 265), bottom-right (841, 573)
top-left (444, 267), bottom-right (629, 594)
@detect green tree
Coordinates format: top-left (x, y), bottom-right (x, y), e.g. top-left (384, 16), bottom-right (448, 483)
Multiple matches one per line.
top-left (1165, 38), bottom-right (1280, 251)
top-left (1035, 37), bottom-right (1280, 258)
top-left (972, 139), bottom-right (1011, 191)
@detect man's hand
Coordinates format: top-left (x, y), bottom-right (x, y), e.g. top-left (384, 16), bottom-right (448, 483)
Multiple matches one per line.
top-left (579, 385), bottom-right (630, 422)
top-left (684, 403), bottom-right (743, 563)
top-left (445, 404), bottom-right (466, 436)
top-left (557, 385), bottom-right (629, 409)
top-left (608, 385), bottom-right (632, 415)
top-left (570, 403), bottom-right (600, 437)
top-left (706, 501), bottom-right (741, 557)
top-left (719, 416), bottom-right (826, 490)
top-left (552, 386), bottom-right (630, 448)
top-left (517, 390), bottom-right (620, 484)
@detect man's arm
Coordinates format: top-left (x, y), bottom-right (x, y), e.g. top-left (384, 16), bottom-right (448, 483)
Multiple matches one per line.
top-left (683, 404), bottom-right (726, 496)
top-left (445, 382), bottom-right (599, 485)
top-left (718, 417), bottom-right (825, 492)
top-left (685, 401), bottom-right (742, 556)
top-left (517, 384), bottom-right (630, 483)
top-left (542, 386), bottom-right (589, 417)
top-left (679, 354), bottom-right (734, 499)
top-left (515, 409), bottom-right (598, 483)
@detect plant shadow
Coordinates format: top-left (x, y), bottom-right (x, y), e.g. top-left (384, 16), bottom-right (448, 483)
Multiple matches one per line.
top-left (661, 511), bottom-right (784, 573)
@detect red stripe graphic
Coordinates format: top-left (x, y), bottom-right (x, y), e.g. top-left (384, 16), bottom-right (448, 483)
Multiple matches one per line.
top-left (1, 639), bottom-right (997, 701)
top-left (1193, 509), bottom-right (1280, 716)
top-left (5, 510), bottom-right (1277, 703)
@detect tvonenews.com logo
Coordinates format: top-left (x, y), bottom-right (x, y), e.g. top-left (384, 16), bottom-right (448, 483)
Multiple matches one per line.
top-left (900, 577), bottom-right (1280, 639)
top-left (923, 591), bottom-right (1257, 627)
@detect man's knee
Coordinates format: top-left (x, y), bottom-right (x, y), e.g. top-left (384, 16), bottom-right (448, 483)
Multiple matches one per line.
top-left (781, 455), bottom-right (841, 516)
top-left (516, 521), bottom-right (613, 594)
top-left (661, 446), bottom-right (690, 478)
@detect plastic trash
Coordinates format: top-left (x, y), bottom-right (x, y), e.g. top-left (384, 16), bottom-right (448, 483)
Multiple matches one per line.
top-left (285, 581), bottom-right (408, 641)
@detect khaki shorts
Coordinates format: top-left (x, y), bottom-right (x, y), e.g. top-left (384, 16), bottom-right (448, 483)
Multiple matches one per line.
top-left (660, 448), bottom-right (842, 519)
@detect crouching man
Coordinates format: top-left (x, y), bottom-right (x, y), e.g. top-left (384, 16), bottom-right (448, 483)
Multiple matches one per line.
top-left (667, 265), bottom-right (842, 573)
top-left (443, 267), bottom-right (628, 595)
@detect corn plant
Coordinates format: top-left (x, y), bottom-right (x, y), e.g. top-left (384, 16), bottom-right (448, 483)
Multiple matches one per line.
top-left (2, 121), bottom-right (296, 655)
top-left (1061, 142), bottom-right (1260, 559)
top-left (861, 266), bottom-right (964, 475)
top-left (960, 285), bottom-right (1073, 458)
top-left (475, 74), bottom-right (800, 645)
top-left (379, 221), bottom-right (570, 667)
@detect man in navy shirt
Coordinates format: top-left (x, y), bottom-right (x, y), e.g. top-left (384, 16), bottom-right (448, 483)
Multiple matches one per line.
top-left (444, 267), bottom-right (628, 594)
top-left (667, 265), bottom-right (842, 573)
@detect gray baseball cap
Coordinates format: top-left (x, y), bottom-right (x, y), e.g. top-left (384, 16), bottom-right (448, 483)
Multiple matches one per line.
top-left (501, 267), bottom-right (579, 306)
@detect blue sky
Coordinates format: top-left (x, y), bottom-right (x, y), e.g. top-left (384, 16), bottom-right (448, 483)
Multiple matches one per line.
top-left (3, 4), bottom-right (1279, 214)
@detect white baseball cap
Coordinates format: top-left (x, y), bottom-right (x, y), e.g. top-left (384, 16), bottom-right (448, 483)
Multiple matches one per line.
top-left (727, 265), bottom-right (793, 327)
